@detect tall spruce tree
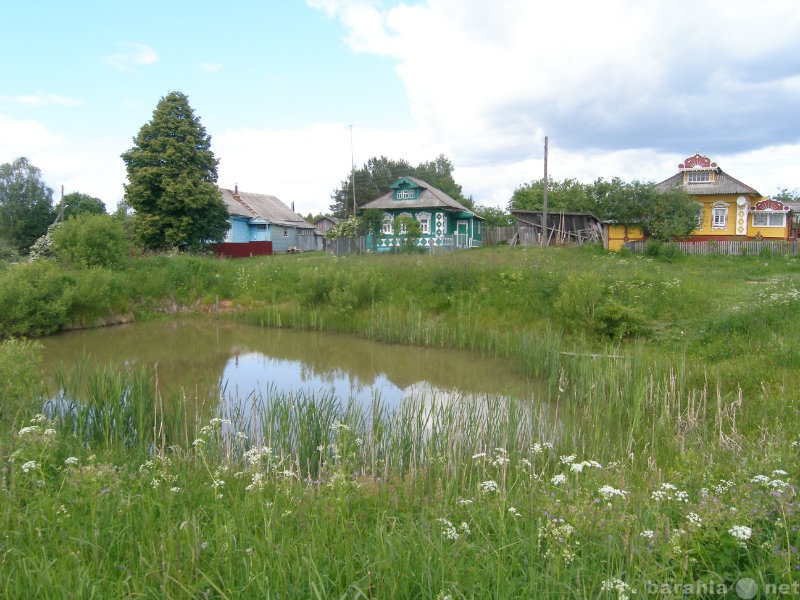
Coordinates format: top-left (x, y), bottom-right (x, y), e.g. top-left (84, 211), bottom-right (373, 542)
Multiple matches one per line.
top-left (121, 91), bottom-right (229, 251)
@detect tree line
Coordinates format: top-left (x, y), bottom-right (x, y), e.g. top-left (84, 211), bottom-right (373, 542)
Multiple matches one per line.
top-left (4, 89), bottom-right (799, 259)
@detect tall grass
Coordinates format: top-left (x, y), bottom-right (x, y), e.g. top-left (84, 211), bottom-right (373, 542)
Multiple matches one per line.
top-left (1, 246), bottom-right (799, 596)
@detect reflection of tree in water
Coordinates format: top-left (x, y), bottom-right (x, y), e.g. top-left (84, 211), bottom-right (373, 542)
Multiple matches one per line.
top-left (40, 319), bottom-right (535, 412)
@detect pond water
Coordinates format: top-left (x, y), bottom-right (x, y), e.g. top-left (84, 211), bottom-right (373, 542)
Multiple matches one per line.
top-left (39, 319), bottom-right (534, 413)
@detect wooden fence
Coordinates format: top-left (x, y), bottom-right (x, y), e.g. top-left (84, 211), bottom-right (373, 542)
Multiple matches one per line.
top-left (625, 239), bottom-right (799, 256)
top-left (484, 225), bottom-right (601, 247)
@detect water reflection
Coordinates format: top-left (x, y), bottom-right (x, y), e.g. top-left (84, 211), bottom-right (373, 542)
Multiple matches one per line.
top-left (40, 319), bottom-right (534, 412)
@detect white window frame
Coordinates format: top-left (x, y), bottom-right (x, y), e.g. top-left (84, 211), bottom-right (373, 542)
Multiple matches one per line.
top-left (395, 189), bottom-right (415, 200)
top-left (417, 212), bottom-right (431, 235)
top-left (752, 212), bottom-right (786, 228)
top-left (381, 215), bottom-right (393, 235)
top-left (687, 171), bottom-right (711, 183)
top-left (712, 204), bottom-right (728, 229)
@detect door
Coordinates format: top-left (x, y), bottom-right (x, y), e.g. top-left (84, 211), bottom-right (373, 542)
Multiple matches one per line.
top-left (456, 220), bottom-right (468, 248)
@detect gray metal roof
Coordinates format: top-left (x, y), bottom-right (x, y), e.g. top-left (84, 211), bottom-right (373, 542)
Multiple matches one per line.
top-left (656, 171), bottom-right (761, 197)
top-left (220, 188), bottom-right (316, 229)
top-left (359, 176), bottom-right (477, 214)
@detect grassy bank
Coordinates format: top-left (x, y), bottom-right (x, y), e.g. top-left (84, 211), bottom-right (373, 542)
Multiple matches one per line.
top-left (1, 245), bottom-right (799, 597)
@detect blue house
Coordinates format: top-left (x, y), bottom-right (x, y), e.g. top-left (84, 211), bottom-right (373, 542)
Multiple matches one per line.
top-left (359, 176), bottom-right (483, 251)
top-left (217, 186), bottom-right (322, 256)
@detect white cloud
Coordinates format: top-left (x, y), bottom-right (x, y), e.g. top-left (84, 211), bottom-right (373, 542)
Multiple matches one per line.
top-left (0, 114), bottom-right (126, 208)
top-left (102, 43), bottom-right (159, 71)
top-left (0, 115), bottom-right (64, 156)
top-left (1, 94), bottom-right (83, 107)
top-left (214, 122), bottom-right (447, 216)
top-left (302, 0), bottom-right (800, 206)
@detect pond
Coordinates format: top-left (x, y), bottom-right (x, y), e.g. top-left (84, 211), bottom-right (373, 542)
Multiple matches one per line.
top-left (39, 319), bottom-right (535, 415)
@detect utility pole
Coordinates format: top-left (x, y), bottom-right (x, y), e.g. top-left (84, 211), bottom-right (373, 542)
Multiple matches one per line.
top-left (542, 136), bottom-right (548, 248)
top-left (350, 124), bottom-right (357, 217)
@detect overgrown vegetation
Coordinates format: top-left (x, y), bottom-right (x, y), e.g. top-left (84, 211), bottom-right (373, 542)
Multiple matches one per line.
top-left (1, 245), bottom-right (799, 597)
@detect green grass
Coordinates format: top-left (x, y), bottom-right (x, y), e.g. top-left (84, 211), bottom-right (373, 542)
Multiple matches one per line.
top-left (1, 244), bottom-right (799, 597)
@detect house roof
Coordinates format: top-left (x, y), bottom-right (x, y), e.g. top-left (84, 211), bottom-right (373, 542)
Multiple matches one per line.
top-left (359, 176), bottom-right (479, 216)
top-left (655, 154), bottom-right (761, 197)
top-left (220, 188), bottom-right (316, 229)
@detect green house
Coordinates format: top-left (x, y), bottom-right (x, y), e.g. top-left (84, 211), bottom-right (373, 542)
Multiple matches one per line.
top-left (359, 176), bottom-right (483, 251)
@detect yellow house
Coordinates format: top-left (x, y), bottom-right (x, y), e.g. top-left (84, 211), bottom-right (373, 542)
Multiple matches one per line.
top-left (606, 153), bottom-right (794, 251)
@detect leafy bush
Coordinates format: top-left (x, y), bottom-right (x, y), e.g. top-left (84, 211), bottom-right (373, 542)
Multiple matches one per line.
top-left (595, 300), bottom-right (648, 340)
top-left (0, 338), bottom-right (44, 423)
top-left (0, 261), bottom-right (71, 337)
top-left (51, 213), bottom-right (129, 268)
top-left (65, 268), bottom-right (128, 325)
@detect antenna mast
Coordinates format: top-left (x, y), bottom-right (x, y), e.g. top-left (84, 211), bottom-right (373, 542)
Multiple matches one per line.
top-left (542, 136), bottom-right (548, 248)
top-left (350, 125), bottom-right (357, 216)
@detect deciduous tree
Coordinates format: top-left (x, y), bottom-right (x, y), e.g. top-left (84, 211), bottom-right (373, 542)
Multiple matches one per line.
top-left (121, 91), bottom-right (229, 251)
top-left (329, 154), bottom-right (471, 217)
top-left (0, 157), bottom-right (54, 254)
top-left (56, 192), bottom-right (106, 220)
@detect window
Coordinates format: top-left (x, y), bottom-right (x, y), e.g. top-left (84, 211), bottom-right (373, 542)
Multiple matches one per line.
top-left (283, 227), bottom-right (289, 237)
top-left (475, 221), bottom-right (481, 235)
top-left (381, 215), bottom-right (393, 235)
top-left (712, 205), bottom-right (728, 229)
top-left (395, 189), bottom-right (415, 200)
top-left (752, 212), bottom-right (786, 227)
top-left (419, 216), bottom-right (430, 234)
top-left (687, 171), bottom-right (711, 183)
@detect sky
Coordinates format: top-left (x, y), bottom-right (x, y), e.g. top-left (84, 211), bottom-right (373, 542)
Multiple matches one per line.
top-left (2, 0), bottom-right (799, 216)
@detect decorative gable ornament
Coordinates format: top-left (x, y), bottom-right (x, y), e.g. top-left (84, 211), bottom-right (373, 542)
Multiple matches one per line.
top-left (751, 199), bottom-right (790, 212)
top-left (678, 153), bottom-right (718, 170)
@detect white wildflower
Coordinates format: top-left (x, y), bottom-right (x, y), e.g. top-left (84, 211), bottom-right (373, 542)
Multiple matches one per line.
top-left (479, 480), bottom-right (499, 493)
top-left (686, 512), bottom-right (702, 527)
top-left (508, 506), bottom-right (522, 518)
top-left (245, 473), bottom-right (265, 491)
top-left (598, 485), bottom-right (628, 500)
top-left (560, 454), bottom-right (576, 464)
top-left (639, 530), bottom-right (654, 539)
top-left (18, 426), bottom-right (40, 436)
top-left (44, 428), bottom-right (56, 436)
top-left (170, 487), bottom-right (181, 493)
top-left (459, 522), bottom-right (471, 535)
top-left (211, 479), bottom-right (225, 489)
top-left (64, 457), bottom-right (79, 466)
top-left (729, 525), bottom-right (752, 545)
top-left (438, 518), bottom-right (459, 541)
top-left (192, 438), bottom-right (205, 447)
top-left (30, 414), bottom-right (47, 424)
top-left (551, 473), bottom-right (567, 486)
top-left (21, 461), bottom-right (37, 473)
top-left (519, 458), bottom-right (532, 468)
top-left (472, 452), bottom-right (486, 460)
top-left (772, 469), bottom-right (788, 476)
top-left (601, 578), bottom-right (636, 599)
top-left (492, 455), bottom-right (511, 467)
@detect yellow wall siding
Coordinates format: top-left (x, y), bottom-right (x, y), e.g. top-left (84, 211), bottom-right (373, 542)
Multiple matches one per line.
top-left (695, 196), bottom-right (737, 236)
top-left (606, 224), bottom-right (644, 251)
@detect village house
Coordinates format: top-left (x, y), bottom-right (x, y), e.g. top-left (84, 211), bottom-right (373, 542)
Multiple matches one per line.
top-left (358, 176), bottom-right (483, 251)
top-left (217, 186), bottom-right (322, 257)
top-left (606, 153), bottom-right (796, 251)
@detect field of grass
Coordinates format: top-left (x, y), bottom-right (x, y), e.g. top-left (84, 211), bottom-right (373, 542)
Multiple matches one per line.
top-left (1, 245), bottom-right (799, 597)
